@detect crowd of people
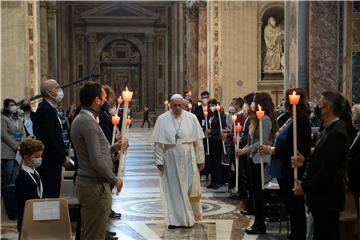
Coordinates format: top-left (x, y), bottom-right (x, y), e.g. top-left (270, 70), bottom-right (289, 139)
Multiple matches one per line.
top-left (1, 79), bottom-right (359, 240)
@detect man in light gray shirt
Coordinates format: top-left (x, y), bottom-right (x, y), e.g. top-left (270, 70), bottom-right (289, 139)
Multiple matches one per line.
top-left (71, 82), bottom-right (125, 240)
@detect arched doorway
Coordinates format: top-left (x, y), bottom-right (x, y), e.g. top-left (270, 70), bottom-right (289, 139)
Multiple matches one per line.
top-left (100, 40), bottom-right (142, 111)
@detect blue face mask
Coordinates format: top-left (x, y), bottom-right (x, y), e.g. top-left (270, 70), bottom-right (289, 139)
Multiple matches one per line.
top-left (58, 112), bottom-right (65, 118)
top-left (32, 157), bottom-right (42, 168)
top-left (353, 121), bottom-right (360, 131)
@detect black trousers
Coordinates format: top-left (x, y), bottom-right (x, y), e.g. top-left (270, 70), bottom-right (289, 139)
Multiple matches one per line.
top-left (141, 118), bottom-right (150, 127)
top-left (201, 138), bottom-right (211, 177)
top-left (39, 171), bottom-right (61, 198)
top-left (251, 161), bottom-right (265, 226)
top-left (311, 210), bottom-right (340, 240)
top-left (278, 178), bottom-right (306, 240)
top-left (209, 139), bottom-right (225, 185)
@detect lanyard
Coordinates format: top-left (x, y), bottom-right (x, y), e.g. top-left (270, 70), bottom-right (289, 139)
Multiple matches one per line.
top-left (22, 165), bottom-right (43, 198)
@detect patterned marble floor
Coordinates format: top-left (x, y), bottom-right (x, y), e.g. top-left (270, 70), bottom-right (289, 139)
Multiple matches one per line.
top-left (1, 125), bottom-right (289, 240)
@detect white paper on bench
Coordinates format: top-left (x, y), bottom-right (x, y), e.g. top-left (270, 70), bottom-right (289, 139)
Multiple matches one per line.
top-left (33, 201), bottom-right (60, 221)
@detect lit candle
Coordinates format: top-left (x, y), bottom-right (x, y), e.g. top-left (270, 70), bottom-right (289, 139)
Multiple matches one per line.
top-left (216, 104), bottom-right (226, 154)
top-left (164, 100), bottom-right (169, 112)
top-left (187, 103), bottom-right (192, 111)
top-left (231, 114), bottom-right (237, 137)
top-left (197, 101), bottom-right (201, 106)
top-left (111, 115), bottom-right (120, 145)
top-left (256, 104), bottom-right (265, 190)
top-left (117, 87), bottom-right (133, 195)
top-left (117, 96), bottom-right (123, 105)
top-left (203, 109), bottom-right (210, 155)
top-left (289, 91), bottom-right (300, 187)
top-left (187, 91), bottom-right (192, 97)
top-left (235, 122), bottom-right (242, 192)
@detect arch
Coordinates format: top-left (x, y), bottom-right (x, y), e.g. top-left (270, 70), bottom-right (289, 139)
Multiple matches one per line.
top-left (259, 2), bottom-right (284, 24)
top-left (96, 34), bottom-right (146, 64)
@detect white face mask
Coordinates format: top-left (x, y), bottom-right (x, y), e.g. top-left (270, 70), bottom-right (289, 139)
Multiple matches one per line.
top-left (229, 106), bottom-right (236, 113)
top-left (210, 106), bottom-right (216, 112)
top-left (51, 89), bottom-right (64, 102)
top-left (9, 105), bottom-right (17, 113)
top-left (250, 101), bottom-right (256, 111)
top-left (109, 107), bottom-right (117, 116)
top-left (201, 98), bottom-right (208, 105)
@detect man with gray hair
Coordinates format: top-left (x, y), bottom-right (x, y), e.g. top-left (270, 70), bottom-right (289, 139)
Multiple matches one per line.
top-left (33, 79), bottom-right (70, 198)
top-left (152, 94), bottom-right (205, 229)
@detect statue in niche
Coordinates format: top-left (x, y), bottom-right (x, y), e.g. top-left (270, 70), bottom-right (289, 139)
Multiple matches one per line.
top-left (263, 17), bottom-right (284, 73)
top-left (126, 48), bottom-right (140, 62)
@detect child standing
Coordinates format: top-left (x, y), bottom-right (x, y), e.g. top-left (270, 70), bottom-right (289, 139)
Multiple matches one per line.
top-left (15, 138), bottom-right (44, 234)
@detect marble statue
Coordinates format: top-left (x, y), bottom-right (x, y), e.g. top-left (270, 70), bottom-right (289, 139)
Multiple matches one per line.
top-left (263, 17), bottom-right (284, 73)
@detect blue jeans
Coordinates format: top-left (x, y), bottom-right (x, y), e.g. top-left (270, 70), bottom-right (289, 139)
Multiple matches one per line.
top-left (1, 159), bottom-right (17, 186)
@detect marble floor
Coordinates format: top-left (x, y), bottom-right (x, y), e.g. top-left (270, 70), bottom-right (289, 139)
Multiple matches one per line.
top-left (1, 126), bottom-right (289, 240)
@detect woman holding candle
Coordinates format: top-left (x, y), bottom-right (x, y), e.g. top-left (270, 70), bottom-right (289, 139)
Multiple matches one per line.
top-left (259, 88), bottom-right (311, 240)
top-left (206, 99), bottom-right (227, 189)
top-left (236, 92), bottom-right (278, 234)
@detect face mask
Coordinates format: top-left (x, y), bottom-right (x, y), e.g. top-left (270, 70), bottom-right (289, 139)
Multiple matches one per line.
top-left (210, 106), bottom-right (216, 112)
top-left (109, 107), bottom-right (117, 116)
top-left (21, 105), bottom-right (31, 112)
top-left (52, 89), bottom-right (64, 102)
top-left (100, 101), bottom-right (109, 112)
top-left (353, 121), bottom-right (360, 131)
top-left (229, 106), bottom-right (236, 113)
top-left (17, 109), bottom-right (24, 116)
top-left (250, 101), bottom-right (256, 111)
top-left (32, 157), bottom-right (42, 168)
top-left (201, 98), bottom-right (208, 105)
top-left (9, 105), bottom-right (17, 113)
top-left (314, 105), bottom-right (322, 119)
top-left (58, 112), bottom-right (65, 118)
top-left (185, 96), bottom-right (191, 100)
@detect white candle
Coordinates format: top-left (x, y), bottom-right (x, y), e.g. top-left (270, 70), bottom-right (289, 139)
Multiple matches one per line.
top-left (216, 104), bottom-right (226, 155)
top-left (289, 91), bottom-right (300, 187)
top-left (256, 105), bottom-right (265, 190)
top-left (204, 109), bottom-right (210, 155)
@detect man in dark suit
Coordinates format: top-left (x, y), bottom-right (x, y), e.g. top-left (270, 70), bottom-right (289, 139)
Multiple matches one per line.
top-left (33, 79), bottom-right (70, 198)
top-left (293, 91), bottom-right (350, 240)
top-left (194, 91), bottom-right (210, 178)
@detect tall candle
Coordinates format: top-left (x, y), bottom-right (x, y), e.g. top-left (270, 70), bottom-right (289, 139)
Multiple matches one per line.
top-left (216, 104), bottom-right (226, 154)
top-left (187, 103), bottom-right (192, 111)
top-left (235, 123), bottom-right (242, 192)
top-left (117, 87), bottom-right (133, 195)
top-left (289, 91), bottom-right (300, 187)
top-left (204, 109), bottom-right (210, 155)
top-left (256, 104), bottom-right (265, 190)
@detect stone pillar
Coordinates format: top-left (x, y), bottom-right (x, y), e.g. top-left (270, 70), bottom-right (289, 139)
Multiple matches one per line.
top-left (178, 2), bottom-right (184, 94)
top-left (40, 2), bottom-right (49, 82)
top-left (309, 2), bottom-right (339, 101)
top-left (86, 32), bottom-right (97, 75)
top-left (145, 33), bottom-right (155, 109)
top-left (171, 3), bottom-right (179, 93)
top-left (185, 2), bottom-right (199, 99)
top-left (47, 2), bottom-right (57, 79)
top-left (198, 2), bottom-right (207, 96)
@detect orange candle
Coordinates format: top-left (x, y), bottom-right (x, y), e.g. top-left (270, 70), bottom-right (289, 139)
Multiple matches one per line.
top-left (122, 87), bottom-right (133, 102)
top-left (289, 91), bottom-right (300, 105)
top-left (125, 116), bottom-right (132, 126)
top-left (235, 123), bottom-right (242, 133)
top-left (256, 105), bottom-right (265, 120)
top-left (117, 96), bottom-right (123, 105)
top-left (112, 115), bottom-right (120, 125)
top-left (232, 114), bottom-right (237, 136)
top-left (203, 110), bottom-right (208, 118)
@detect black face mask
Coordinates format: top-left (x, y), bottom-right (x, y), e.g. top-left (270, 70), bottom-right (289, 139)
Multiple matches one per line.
top-left (100, 100), bottom-right (109, 113)
top-left (21, 105), bottom-right (31, 112)
top-left (314, 105), bottom-right (322, 119)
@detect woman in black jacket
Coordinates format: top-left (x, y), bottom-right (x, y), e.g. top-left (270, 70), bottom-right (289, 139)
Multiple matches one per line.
top-left (205, 98), bottom-right (226, 189)
top-left (259, 88), bottom-right (311, 240)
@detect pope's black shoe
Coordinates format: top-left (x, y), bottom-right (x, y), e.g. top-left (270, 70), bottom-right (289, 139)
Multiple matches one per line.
top-left (245, 224), bottom-right (266, 235)
top-left (109, 210), bottom-right (122, 219)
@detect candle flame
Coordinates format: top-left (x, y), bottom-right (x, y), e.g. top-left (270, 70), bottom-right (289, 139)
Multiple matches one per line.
top-left (125, 87), bottom-right (129, 91)
top-left (292, 91), bottom-right (296, 96)
top-left (258, 104), bottom-right (262, 111)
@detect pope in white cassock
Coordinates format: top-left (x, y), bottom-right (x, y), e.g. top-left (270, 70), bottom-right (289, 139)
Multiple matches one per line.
top-left (152, 94), bottom-right (205, 229)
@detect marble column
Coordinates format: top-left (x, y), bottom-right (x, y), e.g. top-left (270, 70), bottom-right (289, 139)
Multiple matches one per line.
top-left (47, 2), bottom-right (57, 79)
top-left (40, 2), bottom-right (49, 82)
top-left (198, 2), bottom-right (207, 95)
top-left (171, 3), bottom-right (179, 93)
top-left (86, 32), bottom-right (97, 75)
top-left (309, 1), bottom-right (339, 101)
top-left (145, 33), bottom-right (155, 110)
top-left (185, 2), bottom-right (199, 99)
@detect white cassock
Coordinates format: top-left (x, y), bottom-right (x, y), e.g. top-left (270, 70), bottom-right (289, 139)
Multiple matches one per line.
top-left (152, 110), bottom-right (205, 227)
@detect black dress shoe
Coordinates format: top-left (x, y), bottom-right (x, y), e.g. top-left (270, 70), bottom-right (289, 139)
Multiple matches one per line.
top-left (168, 225), bottom-right (191, 229)
top-left (206, 183), bottom-right (215, 189)
top-left (106, 231), bottom-right (116, 236)
top-left (240, 209), bottom-right (255, 216)
top-left (229, 193), bottom-right (242, 200)
top-left (245, 224), bottom-right (266, 235)
top-left (105, 231), bottom-right (118, 240)
top-left (109, 210), bottom-right (122, 219)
